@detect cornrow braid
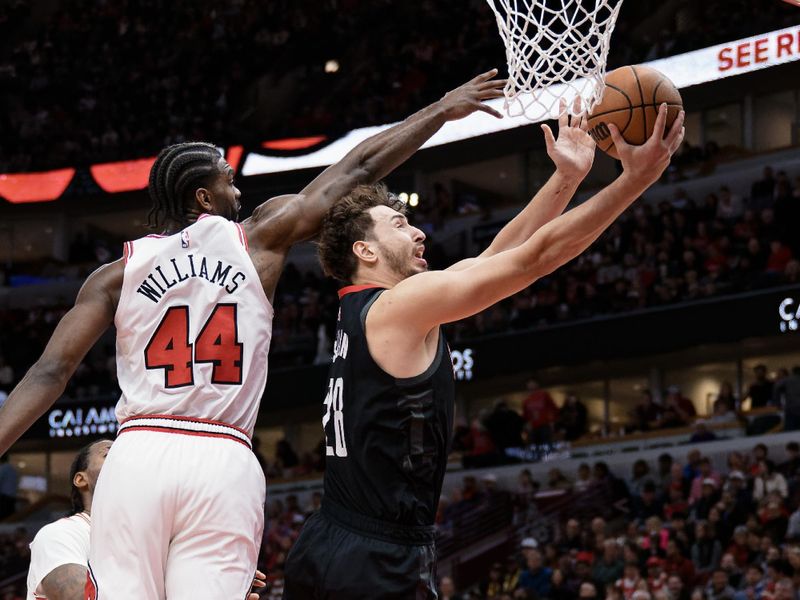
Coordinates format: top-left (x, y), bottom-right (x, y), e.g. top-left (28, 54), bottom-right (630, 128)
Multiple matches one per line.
top-left (147, 142), bottom-right (222, 230)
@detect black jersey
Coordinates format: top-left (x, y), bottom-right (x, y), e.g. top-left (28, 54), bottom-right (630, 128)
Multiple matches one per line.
top-left (322, 285), bottom-right (455, 527)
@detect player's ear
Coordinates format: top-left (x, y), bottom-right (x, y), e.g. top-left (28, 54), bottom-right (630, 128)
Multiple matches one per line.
top-left (352, 240), bottom-right (377, 265)
top-left (73, 470), bottom-right (89, 492)
top-left (194, 187), bottom-right (214, 212)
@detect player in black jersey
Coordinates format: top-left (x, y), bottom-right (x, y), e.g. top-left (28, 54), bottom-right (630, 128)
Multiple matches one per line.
top-left (283, 104), bottom-right (685, 599)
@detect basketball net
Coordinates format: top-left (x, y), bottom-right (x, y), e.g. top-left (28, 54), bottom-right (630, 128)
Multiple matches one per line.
top-left (486, 0), bottom-right (624, 120)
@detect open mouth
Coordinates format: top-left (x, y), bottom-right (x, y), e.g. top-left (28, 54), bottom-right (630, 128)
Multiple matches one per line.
top-left (413, 245), bottom-right (427, 267)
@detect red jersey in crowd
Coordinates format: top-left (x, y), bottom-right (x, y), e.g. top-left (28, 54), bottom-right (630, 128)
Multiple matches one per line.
top-left (523, 390), bottom-right (558, 428)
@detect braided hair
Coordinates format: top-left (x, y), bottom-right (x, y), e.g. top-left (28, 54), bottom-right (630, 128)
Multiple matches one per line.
top-left (69, 440), bottom-right (105, 515)
top-left (147, 142), bottom-right (223, 230)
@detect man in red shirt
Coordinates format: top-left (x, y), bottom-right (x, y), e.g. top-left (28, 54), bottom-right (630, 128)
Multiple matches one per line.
top-left (522, 378), bottom-right (559, 449)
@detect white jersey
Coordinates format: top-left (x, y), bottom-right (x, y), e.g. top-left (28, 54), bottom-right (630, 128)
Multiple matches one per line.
top-left (27, 512), bottom-right (90, 600)
top-left (114, 215), bottom-right (273, 436)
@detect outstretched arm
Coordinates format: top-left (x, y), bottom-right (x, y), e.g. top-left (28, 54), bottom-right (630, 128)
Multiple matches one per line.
top-left (447, 102), bottom-right (596, 271)
top-left (375, 105), bottom-right (685, 333)
top-left (0, 261), bottom-right (122, 454)
top-left (242, 70), bottom-right (506, 250)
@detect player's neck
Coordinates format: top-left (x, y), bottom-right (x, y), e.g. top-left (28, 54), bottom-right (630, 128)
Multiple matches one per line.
top-left (352, 269), bottom-right (401, 290)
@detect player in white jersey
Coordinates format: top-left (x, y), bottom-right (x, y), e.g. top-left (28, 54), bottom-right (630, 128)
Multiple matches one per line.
top-left (27, 440), bottom-right (108, 600)
top-left (0, 71), bottom-right (505, 599)
top-left (26, 440), bottom-right (267, 600)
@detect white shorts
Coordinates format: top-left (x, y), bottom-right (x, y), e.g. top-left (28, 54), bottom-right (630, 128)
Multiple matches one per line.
top-left (86, 415), bottom-right (266, 600)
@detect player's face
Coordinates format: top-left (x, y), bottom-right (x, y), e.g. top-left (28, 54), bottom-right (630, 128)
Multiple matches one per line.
top-left (367, 206), bottom-right (427, 279)
top-left (208, 158), bottom-right (242, 221)
top-left (85, 439), bottom-right (113, 491)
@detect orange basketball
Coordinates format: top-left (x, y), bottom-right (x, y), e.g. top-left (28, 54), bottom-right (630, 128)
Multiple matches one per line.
top-left (586, 65), bottom-right (683, 159)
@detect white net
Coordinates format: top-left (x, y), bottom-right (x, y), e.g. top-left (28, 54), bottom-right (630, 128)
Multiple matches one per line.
top-left (485, 0), bottom-right (624, 120)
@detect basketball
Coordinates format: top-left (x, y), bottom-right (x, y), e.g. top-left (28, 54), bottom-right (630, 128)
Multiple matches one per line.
top-left (586, 65), bottom-right (683, 159)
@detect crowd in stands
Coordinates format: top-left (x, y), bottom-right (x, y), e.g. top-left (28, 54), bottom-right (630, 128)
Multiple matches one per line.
top-left (454, 361), bottom-right (800, 470)
top-left (191, 440), bottom-right (800, 598)
top-left (0, 0), bottom-right (795, 173)
top-left (450, 440), bottom-right (800, 600)
top-left (4, 418), bottom-right (800, 597)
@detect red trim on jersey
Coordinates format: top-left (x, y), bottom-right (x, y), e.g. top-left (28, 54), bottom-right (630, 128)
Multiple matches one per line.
top-left (120, 413), bottom-right (251, 437)
top-left (118, 425), bottom-right (251, 449)
top-left (146, 234), bottom-right (167, 238)
top-left (85, 565), bottom-right (98, 600)
top-left (197, 212), bottom-right (212, 221)
top-left (235, 223), bottom-right (249, 250)
top-left (337, 284), bottom-right (383, 299)
top-left (123, 240), bottom-right (134, 263)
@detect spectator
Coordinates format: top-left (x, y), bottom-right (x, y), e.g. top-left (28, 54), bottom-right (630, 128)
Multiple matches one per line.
top-left (480, 562), bottom-right (505, 598)
top-left (0, 454), bottom-right (17, 519)
top-left (656, 454), bottom-right (674, 491)
top-left (630, 460), bottom-right (653, 497)
top-left (575, 463), bottom-right (593, 493)
top-left (522, 379), bottom-right (559, 448)
top-left (275, 439), bottom-right (299, 473)
top-left (634, 391), bottom-right (664, 432)
top-left (691, 479), bottom-right (720, 521)
top-left (718, 554), bottom-right (742, 589)
top-left (547, 468), bottom-right (573, 492)
top-left (692, 521), bottom-right (722, 581)
top-left (712, 382), bottom-right (738, 416)
top-left (705, 568), bottom-right (736, 600)
top-left (646, 557), bottom-right (668, 594)
top-left (593, 539), bottom-right (625, 593)
top-left (787, 504), bottom-right (800, 541)
top-left (753, 461), bottom-right (788, 501)
top-left (663, 386), bottom-right (697, 426)
top-left (779, 441), bottom-right (800, 478)
top-left (518, 547), bottom-right (552, 598)
top-left (751, 166), bottom-right (776, 204)
top-left (666, 574), bottom-right (691, 600)
top-left (484, 400), bottom-right (526, 455)
top-left (745, 365), bottom-right (774, 409)
top-left (690, 421), bottom-right (718, 443)
top-left (557, 518), bottom-right (584, 554)
top-left (632, 482), bottom-right (665, 523)
top-left (774, 366), bottom-right (800, 431)
top-left (556, 392), bottom-right (588, 441)
top-left (580, 581), bottom-right (600, 600)
top-left (773, 578), bottom-right (796, 600)
top-left (765, 241), bottom-right (793, 275)
top-left (733, 564), bottom-right (766, 600)
top-left (616, 562), bottom-right (644, 600)
top-left (717, 186), bottom-right (745, 221)
top-left (463, 416), bottom-right (498, 468)
top-left (438, 576), bottom-right (463, 600)
top-left (690, 459), bottom-right (722, 504)
top-left (759, 500), bottom-right (788, 546)
top-left (664, 539), bottom-right (696, 587)
top-left (726, 526), bottom-right (750, 568)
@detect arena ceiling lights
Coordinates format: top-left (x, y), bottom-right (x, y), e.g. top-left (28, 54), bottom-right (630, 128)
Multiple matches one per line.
top-left (1, 24), bottom-right (799, 204)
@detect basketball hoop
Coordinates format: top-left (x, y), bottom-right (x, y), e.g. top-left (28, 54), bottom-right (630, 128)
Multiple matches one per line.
top-left (485, 0), bottom-right (624, 121)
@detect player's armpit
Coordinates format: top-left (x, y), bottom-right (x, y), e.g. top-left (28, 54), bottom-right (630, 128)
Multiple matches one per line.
top-left (0, 260), bottom-right (121, 454)
top-left (39, 564), bottom-right (88, 600)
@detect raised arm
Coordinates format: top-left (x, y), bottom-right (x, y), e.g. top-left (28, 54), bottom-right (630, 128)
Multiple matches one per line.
top-left (242, 70), bottom-right (506, 251)
top-left (447, 102), bottom-right (596, 271)
top-left (0, 261), bottom-right (122, 454)
top-left (377, 105), bottom-right (685, 333)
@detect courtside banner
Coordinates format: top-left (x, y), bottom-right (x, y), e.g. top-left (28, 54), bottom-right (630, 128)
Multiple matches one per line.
top-left (242, 24), bottom-right (800, 177)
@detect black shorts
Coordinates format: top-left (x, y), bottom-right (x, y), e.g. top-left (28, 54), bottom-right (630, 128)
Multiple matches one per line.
top-left (283, 501), bottom-right (438, 600)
